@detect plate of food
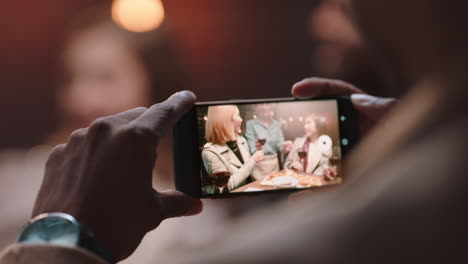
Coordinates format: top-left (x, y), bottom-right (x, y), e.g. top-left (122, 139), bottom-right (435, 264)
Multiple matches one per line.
top-left (271, 176), bottom-right (299, 188)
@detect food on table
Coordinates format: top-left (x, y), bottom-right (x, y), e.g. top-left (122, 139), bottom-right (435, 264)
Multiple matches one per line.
top-left (298, 177), bottom-right (310, 186)
top-left (271, 176), bottom-right (299, 188)
top-left (310, 177), bottom-right (322, 187)
top-left (261, 169), bottom-right (330, 188)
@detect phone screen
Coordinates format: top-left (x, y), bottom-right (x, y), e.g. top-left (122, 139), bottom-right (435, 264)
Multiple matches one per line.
top-left (195, 99), bottom-right (344, 196)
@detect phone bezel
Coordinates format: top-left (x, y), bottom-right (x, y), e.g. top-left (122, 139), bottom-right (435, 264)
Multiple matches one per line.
top-left (173, 96), bottom-right (358, 198)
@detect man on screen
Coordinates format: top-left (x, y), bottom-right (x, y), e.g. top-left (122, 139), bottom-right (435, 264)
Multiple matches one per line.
top-left (245, 103), bottom-right (292, 180)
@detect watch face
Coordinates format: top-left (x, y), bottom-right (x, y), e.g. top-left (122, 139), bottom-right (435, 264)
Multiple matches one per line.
top-left (18, 214), bottom-right (80, 246)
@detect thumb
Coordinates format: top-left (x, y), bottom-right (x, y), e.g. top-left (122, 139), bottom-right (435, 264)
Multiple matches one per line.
top-left (157, 190), bottom-right (203, 220)
top-left (351, 94), bottom-right (399, 121)
top-left (292, 77), bottom-right (364, 99)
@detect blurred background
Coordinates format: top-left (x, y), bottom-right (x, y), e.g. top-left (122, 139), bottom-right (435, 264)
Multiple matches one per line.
top-left (0, 0), bottom-right (399, 149)
top-left (0, 0), bottom-right (308, 148)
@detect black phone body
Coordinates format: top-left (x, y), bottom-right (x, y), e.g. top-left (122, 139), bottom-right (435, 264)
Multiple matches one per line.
top-left (173, 96), bottom-right (358, 198)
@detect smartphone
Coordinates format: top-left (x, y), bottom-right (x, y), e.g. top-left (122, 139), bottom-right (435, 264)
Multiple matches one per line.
top-left (173, 96), bottom-right (358, 198)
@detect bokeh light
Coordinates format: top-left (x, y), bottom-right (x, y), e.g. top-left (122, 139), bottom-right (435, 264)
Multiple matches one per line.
top-left (111, 0), bottom-right (165, 33)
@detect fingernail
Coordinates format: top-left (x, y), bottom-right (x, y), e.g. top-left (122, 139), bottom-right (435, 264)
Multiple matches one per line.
top-left (178, 90), bottom-right (196, 100)
top-left (351, 93), bottom-right (371, 103)
top-left (292, 79), bottom-right (307, 88)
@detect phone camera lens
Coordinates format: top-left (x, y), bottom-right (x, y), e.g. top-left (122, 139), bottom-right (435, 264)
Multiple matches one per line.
top-left (341, 138), bottom-right (349, 146)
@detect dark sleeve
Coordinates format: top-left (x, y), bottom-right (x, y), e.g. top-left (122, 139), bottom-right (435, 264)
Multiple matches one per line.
top-left (0, 244), bottom-right (108, 264)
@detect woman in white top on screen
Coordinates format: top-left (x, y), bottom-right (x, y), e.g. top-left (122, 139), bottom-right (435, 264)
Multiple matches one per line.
top-left (201, 105), bottom-right (264, 193)
top-left (284, 114), bottom-right (336, 177)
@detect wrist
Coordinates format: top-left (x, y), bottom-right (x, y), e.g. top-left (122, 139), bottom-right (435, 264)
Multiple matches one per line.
top-left (18, 212), bottom-right (114, 263)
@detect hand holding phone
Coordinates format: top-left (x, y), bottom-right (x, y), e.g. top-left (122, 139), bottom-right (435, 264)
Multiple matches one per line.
top-left (292, 77), bottom-right (399, 135)
top-left (34, 91), bottom-right (202, 261)
top-left (289, 77), bottom-right (399, 202)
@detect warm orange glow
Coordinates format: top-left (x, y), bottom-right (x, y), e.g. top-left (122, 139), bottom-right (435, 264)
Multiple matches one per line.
top-left (111, 0), bottom-right (165, 33)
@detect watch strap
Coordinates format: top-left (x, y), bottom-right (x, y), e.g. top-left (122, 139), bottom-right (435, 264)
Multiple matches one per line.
top-left (78, 227), bottom-right (115, 264)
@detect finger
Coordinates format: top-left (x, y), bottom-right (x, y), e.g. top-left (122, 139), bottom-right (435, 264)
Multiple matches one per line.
top-left (132, 91), bottom-right (196, 138)
top-left (47, 144), bottom-right (67, 164)
top-left (67, 128), bottom-right (88, 149)
top-left (351, 94), bottom-right (399, 121)
top-left (106, 107), bottom-right (148, 123)
top-left (291, 77), bottom-right (364, 99)
top-left (157, 190), bottom-right (203, 220)
top-left (42, 144), bottom-right (67, 196)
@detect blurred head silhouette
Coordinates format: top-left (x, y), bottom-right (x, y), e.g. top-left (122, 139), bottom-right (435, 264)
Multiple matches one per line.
top-left (308, 0), bottom-right (361, 77)
top-left (345, 0), bottom-right (468, 90)
top-left (308, 0), bottom-right (393, 96)
top-left (55, 4), bottom-right (188, 131)
top-left (58, 20), bottom-right (150, 128)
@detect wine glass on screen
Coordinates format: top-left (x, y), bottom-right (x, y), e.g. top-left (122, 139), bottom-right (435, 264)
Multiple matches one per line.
top-left (297, 148), bottom-right (307, 171)
top-left (212, 171), bottom-right (231, 194)
top-left (256, 138), bottom-right (266, 150)
top-left (325, 145), bottom-right (340, 181)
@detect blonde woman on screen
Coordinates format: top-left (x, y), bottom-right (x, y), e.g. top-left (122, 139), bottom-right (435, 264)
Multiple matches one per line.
top-left (202, 105), bottom-right (264, 193)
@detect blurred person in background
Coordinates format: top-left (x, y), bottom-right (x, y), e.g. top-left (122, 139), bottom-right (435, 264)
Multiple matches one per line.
top-left (308, 0), bottom-right (401, 97)
top-left (49, 6), bottom-right (188, 145)
top-left (0, 3), bottom-right (187, 251)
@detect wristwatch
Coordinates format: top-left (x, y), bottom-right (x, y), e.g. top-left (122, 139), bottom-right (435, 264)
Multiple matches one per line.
top-left (17, 212), bottom-right (114, 263)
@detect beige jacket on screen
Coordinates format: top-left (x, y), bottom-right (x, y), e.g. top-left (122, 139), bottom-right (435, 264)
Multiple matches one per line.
top-left (201, 136), bottom-right (255, 191)
top-left (284, 136), bottom-right (332, 175)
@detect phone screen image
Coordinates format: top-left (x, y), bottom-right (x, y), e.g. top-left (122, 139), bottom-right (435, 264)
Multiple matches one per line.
top-left (195, 99), bottom-right (343, 196)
